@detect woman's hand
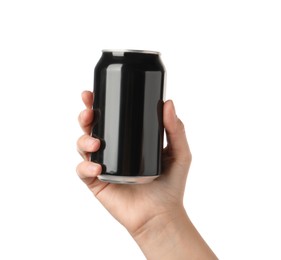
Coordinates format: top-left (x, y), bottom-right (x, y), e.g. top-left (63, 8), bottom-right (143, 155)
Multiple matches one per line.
top-left (76, 90), bottom-right (217, 259)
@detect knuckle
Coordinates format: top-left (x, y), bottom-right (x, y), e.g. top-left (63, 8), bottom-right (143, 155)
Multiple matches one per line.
top-left (78, 110), bottom-right (83, 123)
top-left (76, 134), bottom-right (87, 148)
top-left (177, 118), bottom-right (185, 132)
top-left (183, 150), bottom-right (192, 165)
top-left (76, 162), bottom-right (82, 175)
top-left (76, 161), bottom-right (88, 177)
top-left (76, 136), bottom-right (81, 148)
top-left (178, 151), bottom-right (191, 162)
top-left (185, 150), bottom-right (192, 163)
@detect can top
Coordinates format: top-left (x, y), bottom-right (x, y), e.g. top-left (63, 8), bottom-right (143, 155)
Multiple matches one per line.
top-left (102, 49), bottom-right (160, 56)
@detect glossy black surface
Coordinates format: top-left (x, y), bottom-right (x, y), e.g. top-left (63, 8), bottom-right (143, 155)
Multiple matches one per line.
top-left (91, 51), bottom-right (165, 177)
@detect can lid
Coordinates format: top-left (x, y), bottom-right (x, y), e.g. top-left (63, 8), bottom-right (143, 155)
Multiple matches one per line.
top-left (102, 49), bottom-right (160, 56)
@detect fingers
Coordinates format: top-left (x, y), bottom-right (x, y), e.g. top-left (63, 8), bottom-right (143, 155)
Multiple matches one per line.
top-left (163, 100), bottom-right (192, 164)
top-left (76, 161), bottom-right (102, 185)
top-left (77, 91), bottom-right (103, 187)
top-left (79, 91), bottom-right (94, 134)
top-left (77, 134), bottom-right (100, 160)
top-left (78, 108), bottom-right (94, 134)
top-left (81, 90), bottom-right (93, 109)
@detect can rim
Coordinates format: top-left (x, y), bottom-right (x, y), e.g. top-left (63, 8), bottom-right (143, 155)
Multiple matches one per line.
top-left (102, 49), bottom-right (160, 55)
top-left (98, 174), bottom-right (159, 184)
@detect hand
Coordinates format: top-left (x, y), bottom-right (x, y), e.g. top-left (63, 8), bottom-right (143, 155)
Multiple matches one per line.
top-left (76, 91), bottom-right (217, 259)
top-left (77, 90), bottom-right (191, 231)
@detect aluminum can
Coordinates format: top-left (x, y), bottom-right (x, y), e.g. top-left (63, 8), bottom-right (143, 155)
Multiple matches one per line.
top-left (91, 49), bottom-right (166, 184)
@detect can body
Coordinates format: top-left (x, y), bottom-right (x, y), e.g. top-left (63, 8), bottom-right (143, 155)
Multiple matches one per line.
top-left (91, 50), bottom-right (166, 184)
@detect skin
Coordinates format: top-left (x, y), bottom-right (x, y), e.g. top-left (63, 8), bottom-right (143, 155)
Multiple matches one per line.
top-left (76, 90), bottom-right (217, 260)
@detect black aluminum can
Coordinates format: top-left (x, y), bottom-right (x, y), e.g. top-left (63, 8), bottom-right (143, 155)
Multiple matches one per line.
top-left (91, 49), bottom-right (166, 184)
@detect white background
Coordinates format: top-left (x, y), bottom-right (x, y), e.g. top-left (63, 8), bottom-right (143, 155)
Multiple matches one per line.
top-left (0, 0), bottom-right (280, 259)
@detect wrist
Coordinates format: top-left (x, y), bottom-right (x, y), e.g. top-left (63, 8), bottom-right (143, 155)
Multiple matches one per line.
top-left (131, 207), bottom-right (217, 260)
top-left (131, 206), bottom-right (188, 259)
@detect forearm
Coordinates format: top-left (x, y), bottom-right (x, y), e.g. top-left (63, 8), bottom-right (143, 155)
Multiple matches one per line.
top-left (132, 208), bottom-right (217, 260)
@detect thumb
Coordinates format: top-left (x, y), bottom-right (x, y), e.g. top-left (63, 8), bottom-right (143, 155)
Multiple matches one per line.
top-left (163, 100), bottom-right (191, 164)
